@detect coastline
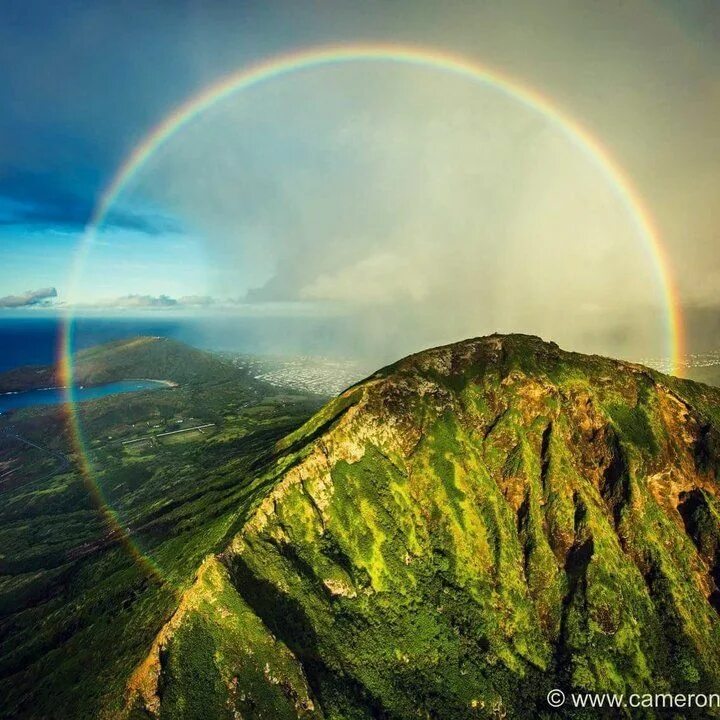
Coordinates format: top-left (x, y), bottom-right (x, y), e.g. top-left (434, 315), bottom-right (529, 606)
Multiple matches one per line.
top-left (1, 378), bottom-right (178, 396)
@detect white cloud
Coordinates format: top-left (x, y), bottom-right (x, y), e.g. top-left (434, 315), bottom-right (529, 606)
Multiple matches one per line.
top-left (0, 287), bottom-right (57, 308)
top-left (300, 251), bottom-right (431, 304)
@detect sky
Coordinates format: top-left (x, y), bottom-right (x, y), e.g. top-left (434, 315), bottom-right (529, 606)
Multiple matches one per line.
top-left (1, 0), bottom-right (719, 363)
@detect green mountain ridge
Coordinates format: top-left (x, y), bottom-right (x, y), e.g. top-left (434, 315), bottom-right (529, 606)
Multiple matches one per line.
top-left (0, 336), bottom-right (250, 392)
top-left (122, 334), bottom-right (720, 720)
top-left (0, 337), bottom-right (323, 720)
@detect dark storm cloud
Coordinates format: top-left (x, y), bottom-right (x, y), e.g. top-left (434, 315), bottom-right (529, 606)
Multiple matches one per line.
top-left (0, 173), bottom-right (182, 234)
top-left (0, 287), bottom-right (57, 308)
top-left (0, 173), bottom-right (97, 228)
top-left (0, 1), bottom-right (302, 233)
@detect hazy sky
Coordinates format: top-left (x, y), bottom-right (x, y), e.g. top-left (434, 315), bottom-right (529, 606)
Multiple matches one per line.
top-left (1, 0), bottom-right (718, 362)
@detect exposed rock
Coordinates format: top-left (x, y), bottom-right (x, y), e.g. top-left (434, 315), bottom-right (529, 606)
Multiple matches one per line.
top-left (126, 335), bottom-right (720, 719)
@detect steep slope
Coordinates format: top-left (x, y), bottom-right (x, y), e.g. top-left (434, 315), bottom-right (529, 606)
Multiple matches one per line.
top-left (0, 339), bottom-right (323, 720)
top-left (125, 334), bottom-right (720, 719)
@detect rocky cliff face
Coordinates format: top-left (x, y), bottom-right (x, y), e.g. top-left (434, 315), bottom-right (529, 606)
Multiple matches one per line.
top-left (124, 335), bottom-right (720, 720)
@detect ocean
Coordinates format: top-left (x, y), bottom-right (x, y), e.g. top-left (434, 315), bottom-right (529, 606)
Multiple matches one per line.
top-left (0, 379), bottom-right (170, 413)
top-left (0, 316), bottom-right (197, 373)
top-left (0, 314), bottom-right (362, 373)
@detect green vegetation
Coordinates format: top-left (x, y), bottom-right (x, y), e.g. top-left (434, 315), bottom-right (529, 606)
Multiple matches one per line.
top-left (0, 336), bottom-right (245, 393)
top-left (0, 338), bottom-right (324, 720)
top-left (6, 334), bottom-right (720, 719)
top-left (127, 334), bottom-right (720, 720)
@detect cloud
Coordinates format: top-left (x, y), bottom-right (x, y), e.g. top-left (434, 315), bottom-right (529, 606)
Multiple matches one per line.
top-left (0, 287), bottom-right (58, 308)
top-left (178, 295), bottom-right (215, 306)
top-left (98, 294), bottom-right (179, 308)
top-left (148, 70), bottom-right (669, 363)
top-left (300, 252), bottom-right (432, 304)
top-left (75, 294), bottom-right (219, 310)
top-left (15, 2), bottom-right (715, 365)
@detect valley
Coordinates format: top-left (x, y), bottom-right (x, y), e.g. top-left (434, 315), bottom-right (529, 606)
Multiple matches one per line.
top-left (0, 337), bottom-right (325, 719)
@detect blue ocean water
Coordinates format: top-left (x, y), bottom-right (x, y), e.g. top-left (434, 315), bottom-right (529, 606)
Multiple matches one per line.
top-left (0, 314), bottom-right (362, 373)
top-left (0, 379), bottom-right (170, 413)
top-left (0, 316), bottom-right (196, 373)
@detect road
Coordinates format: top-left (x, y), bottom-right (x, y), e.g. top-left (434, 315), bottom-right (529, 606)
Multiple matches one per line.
top-left (121, 422), bottom-right (216, 445)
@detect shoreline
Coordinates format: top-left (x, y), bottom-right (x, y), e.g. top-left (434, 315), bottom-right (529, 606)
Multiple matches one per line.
top-left (1, 378), bottom-right (178, 396)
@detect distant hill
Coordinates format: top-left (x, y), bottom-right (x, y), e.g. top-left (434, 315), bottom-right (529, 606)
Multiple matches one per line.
top-left (124, 334), bottom-right (720, 719)
top-left (0, 336), bottom-right (249, 392)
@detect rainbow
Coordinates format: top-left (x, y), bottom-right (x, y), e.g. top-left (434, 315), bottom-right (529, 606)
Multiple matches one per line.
top-left (60, 42), bottom-right (685, 575)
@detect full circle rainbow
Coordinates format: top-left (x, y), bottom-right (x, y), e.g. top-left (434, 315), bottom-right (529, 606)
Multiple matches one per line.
top-left (60, 42), bottom-right (686, 576)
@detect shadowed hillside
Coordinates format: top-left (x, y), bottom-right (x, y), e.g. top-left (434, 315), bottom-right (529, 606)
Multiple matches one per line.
top-left (0, 338), bottom-right (323, 720)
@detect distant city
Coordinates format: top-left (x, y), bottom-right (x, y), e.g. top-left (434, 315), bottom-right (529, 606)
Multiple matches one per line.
top-left (640, 349), bottom-right (720, 376)
top-left (218, 352), bottom-right (371, 396)
top-left (220, 348), bottom-right (720, 395)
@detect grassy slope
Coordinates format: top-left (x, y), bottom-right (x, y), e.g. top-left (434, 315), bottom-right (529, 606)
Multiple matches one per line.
top-left (0, 338), bottom-right (323, 720)
top-left (128, 335), bottom-right (720, 719)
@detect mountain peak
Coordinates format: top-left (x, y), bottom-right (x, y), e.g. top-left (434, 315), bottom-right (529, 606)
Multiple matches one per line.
top-left (125, 337), bottom-right (720, 719)
top-left (373, 333), bottom-right (653, 386)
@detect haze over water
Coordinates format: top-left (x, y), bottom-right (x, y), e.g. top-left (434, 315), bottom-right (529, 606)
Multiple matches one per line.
top-left (0, 315), bottom-right (370, 373)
